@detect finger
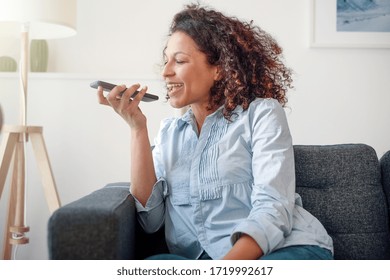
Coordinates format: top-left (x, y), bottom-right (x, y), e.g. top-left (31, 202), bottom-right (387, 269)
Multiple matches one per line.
top-left (107, 84), bottom-right (127, 104)
top-left (97, 86), bottom-right (109, 106)
top-left (120, 83), bottom-right (142, 103)
top-left (122, 85), bottom-right (147, 112)
top-left (132, 85), bottom-right (148, 106)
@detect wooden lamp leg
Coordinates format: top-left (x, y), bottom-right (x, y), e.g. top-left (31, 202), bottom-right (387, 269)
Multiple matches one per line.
top-left (0, 130), bottom-right (19, 197)
top-left (3, 141), bottom-right (29, 260)
top-left (0, 126), bottom-right (60, 259)
top-left (29, 127), bottom-right (60, 212)
top-left (2, 149), bottom-right (19, 260)
top-left (0, 129), bottom-right (18, 259)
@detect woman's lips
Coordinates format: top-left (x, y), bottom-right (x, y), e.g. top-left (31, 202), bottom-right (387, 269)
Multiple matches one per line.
top-left (166, 83), bottom-right (184, 96)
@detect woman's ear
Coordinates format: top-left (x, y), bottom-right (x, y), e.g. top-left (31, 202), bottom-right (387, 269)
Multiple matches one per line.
top-left (214, 66), bottom-right (222, 81)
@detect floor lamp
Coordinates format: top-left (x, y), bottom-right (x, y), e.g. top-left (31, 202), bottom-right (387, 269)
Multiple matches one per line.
top-left (0, 0), bottom-right (77, 259)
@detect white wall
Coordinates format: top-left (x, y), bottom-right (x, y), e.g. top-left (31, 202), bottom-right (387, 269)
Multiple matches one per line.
top-left (0, 0), bottom-right (389, 259)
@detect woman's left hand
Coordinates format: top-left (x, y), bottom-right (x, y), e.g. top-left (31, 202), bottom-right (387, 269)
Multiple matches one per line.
top-left (97, 83), bottom-right (148, 131)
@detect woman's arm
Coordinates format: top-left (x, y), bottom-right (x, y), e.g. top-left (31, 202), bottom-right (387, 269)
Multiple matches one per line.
top-left (228, 99), bottom-right (295, 258)
top-left (97, 84), bottom-right (157, 206)
top-left (130, 126), bottom-right (157, 206)
top-left (222, 234), bottom-right (263, 260)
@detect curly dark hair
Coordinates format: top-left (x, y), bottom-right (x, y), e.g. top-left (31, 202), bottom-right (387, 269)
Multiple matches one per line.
top-left (166, 4), bottom-right (293, 120)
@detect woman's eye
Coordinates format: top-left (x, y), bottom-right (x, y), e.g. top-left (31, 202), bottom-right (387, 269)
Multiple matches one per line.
top-left (176, 60), bottom-right (185, 64)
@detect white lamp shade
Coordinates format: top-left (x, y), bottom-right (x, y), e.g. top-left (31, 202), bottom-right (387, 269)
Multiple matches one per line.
top-left (0, 0), bottom-right (77, 39)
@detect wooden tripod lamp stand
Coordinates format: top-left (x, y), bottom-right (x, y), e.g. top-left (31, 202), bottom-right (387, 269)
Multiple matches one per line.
top-left (0, 0), bottom-right (77, 259)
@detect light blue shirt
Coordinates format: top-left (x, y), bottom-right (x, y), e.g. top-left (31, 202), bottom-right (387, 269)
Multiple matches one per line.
top-left (131, 98), bottom-right (333, 259)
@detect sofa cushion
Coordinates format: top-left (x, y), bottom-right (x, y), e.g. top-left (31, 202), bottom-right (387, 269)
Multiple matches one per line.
top-left (294, 144), bottom-right (390, 260)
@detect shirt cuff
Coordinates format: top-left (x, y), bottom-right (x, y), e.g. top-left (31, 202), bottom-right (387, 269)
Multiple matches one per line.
top-left (130, 177), bottom-right (168, 212)
top-left (231, 220), bottom-right (273, 256)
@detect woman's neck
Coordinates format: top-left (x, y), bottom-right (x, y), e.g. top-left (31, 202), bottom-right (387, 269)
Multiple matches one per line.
top-left (191, 104), bottom-right (217, 134)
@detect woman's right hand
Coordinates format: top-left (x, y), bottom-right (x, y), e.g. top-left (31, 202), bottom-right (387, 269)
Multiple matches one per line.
top-left (97, 83), bottom-right (148, 131)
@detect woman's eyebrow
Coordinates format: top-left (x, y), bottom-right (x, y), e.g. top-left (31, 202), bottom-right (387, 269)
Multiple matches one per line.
top-left (174, 51), bottom-right (190, 56)
top-left (163, 50), bottom-right (191, 57)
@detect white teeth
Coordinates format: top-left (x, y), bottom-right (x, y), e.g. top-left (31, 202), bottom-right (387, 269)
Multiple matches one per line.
top-left (166, 83), bottom-right (183, 91)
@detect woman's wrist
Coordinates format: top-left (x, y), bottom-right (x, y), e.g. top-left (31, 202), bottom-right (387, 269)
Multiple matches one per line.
top-left (222, 234), bottom-right (263, 260)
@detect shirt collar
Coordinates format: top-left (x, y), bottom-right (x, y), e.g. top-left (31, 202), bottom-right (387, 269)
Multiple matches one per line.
top-left (177, 108), bottom-right (194, 129)
top-left (177, 103), bottom-right (244, 128)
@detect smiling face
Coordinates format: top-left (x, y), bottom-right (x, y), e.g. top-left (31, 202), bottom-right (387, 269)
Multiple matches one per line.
top-left (162, 31), bottom-right (219, 110)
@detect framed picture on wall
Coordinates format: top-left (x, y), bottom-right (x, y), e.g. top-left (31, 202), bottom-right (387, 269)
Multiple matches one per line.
top-left (311, 0), bottom-right (390, 48)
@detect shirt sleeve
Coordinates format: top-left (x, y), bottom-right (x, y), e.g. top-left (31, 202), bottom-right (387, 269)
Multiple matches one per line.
top-left (231, 99), bottom-right (295, 255)
top-left (129, 118), bottom-right (173, 234)
top-left (130, 177), bottom-right (167, 233)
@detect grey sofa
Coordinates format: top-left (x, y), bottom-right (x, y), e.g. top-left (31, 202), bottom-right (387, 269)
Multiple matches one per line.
top-left (48, 144), bottom-right (390, 260)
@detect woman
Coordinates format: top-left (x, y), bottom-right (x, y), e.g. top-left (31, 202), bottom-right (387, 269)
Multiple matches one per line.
top-left (97, 4), bottom-right (333, 260)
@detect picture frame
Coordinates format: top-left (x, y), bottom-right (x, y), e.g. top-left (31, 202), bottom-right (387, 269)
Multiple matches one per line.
top-left (311, 0), bottom-right (390, 48)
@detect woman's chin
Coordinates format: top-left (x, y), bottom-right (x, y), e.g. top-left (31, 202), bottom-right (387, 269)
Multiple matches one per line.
top-left (169, 99), bottom-right (186, 109)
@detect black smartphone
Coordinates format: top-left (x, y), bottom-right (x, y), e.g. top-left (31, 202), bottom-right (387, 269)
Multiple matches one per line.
top-left (90, 80), bottom-right (159, 102)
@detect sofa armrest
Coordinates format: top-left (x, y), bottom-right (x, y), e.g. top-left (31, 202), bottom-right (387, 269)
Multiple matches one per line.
top-left (48, 182), bottom-right (135, 260)
top-left (380, 150), bottom-right (390, 214)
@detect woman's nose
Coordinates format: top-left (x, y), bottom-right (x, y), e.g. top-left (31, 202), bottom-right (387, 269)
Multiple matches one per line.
top-left (162, 61), bottom-right (174, 77)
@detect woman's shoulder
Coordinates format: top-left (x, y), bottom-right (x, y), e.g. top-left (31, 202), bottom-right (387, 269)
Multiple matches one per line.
top-left (159, 112), bottom-right (191, 134)
top-left (159, 116), bottom-right (179, 132)
top-left (244, 98), bottom-right (285, 117)
top-left (249, 97), bottom-right (282, 109)
top-left (238, 98), bottom-right (289, 128)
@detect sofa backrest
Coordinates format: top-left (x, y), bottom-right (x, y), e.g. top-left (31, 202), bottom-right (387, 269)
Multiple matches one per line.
top-left (294, 144), bottom-right (390, 260)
